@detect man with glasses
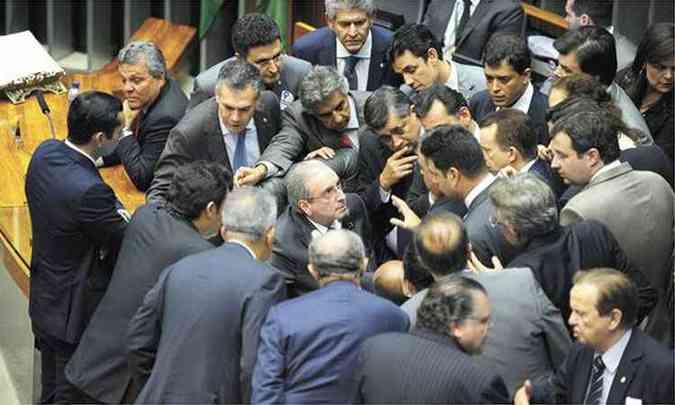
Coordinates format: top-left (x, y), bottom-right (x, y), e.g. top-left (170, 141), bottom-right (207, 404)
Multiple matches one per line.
top-left (271, 160), bottom-right (374, 297)
top-left (189, 13), bottom-right (311, 110)
top-left (146, 59), bottom-right (281, 205)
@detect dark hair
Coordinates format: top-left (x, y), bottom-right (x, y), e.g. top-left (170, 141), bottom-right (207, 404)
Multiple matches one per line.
top-left (413, 212), bottom-right (468, 278)
top-left (551, 73), bottom-right (612, 106)
top-left (551, 110), bottom-right (621, 163)
top-left (67, 91), bottom-right (123, 145)
top-left (412, 84), bottom-right (468, 118)
top-left (166, 161), bottom-right (233, 220)
top-left (483, 33), bottom-right (530, 74)
top-left (618, 23), bottom-right (674, 109)
top-left (417, 276), bottom-right (487, 338)
top-left (554, 26), bottom-right (617, 86)
top-left (402, 244), bottom-right (434, 292)
top-left (571, 0), bottom-right (614, 27)
top-left (479, 109), bottom-right (538, 161)
top-left (420, 125), bottom-right (486, 177)
top-left (364, 86), bottom-right (411, 130)
top-left (389, 23), bottom-right (443, 63)
top-left (573, 268), bottom-right (638, 329)
top-left (546, 94), bottom-right (634, 141)
top-left (231, 13), bottom-right (281, 58)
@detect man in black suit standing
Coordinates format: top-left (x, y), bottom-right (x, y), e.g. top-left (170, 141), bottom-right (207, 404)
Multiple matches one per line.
top-left (515, 269), bottom-right (674, 405)
top-left (100, 41), bottom-right (188, 191)
top-left (189, 13), bottom-right (311, 111)
top-left (469, 33), bottom-right (550, 144)
top-left (146, 59), bottom-right (281, 204)
top-left (128, 187), bottom-right (285, 404)
top-left (25, 91), bottom-right (129, 403)
top-left (422, 0), bottom-right (524, 65)
top-left (271, 160), bottom-right (373, 297)
top-left (353, 276), bottom-right (510, 403)
top-left (291, 0), bottom-right (399, 91)
top-left (65, 161), bottom-right (230, 404)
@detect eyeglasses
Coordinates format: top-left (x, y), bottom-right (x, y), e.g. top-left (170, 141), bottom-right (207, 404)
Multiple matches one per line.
top-left (252, 52), bottom-right (283, 68)
top-left (306, 181), bottom-right (344, 202)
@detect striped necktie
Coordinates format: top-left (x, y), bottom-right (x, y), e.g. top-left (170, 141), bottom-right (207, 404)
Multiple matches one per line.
top-left (585, 356), bottom-right (606, 405)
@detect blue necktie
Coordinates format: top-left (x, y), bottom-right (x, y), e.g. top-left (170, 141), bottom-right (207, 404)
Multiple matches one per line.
top-left (232, 130), bottom-right (248, 172)
top-left (344, 56), bottom-right (359, 90)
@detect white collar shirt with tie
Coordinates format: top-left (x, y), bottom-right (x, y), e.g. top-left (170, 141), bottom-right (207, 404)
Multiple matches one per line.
top-left (218, 116), bottom-right (260, 171)
top-left (585, 329), bottom-right (632, 405)
top-left (443, 0), bottom-right (481, 58)
top-left (336, 30), bottom-right (373, 91)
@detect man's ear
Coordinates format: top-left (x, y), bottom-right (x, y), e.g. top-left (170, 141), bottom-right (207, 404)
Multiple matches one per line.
top-left (522, 67), bottom-right (532, 83)
top-left (508, 146), bottom-right (520, 164)
top-left (308, 264), bottom-right (320, 281)
top-left (402, 279), bottom-right (416, 298)
top-left (298, 200), bottom-right (311, 217)
top-left (608, 308), bottom-right (623, 331)
top-left (426, 47), bottom-right (440, 64)
top-left (457, 106), bottom-right (473, 127)
top-left (205, 201), bottom-right (219, 219)
top-left (219, 225), bottom-right (227, 241)
top-left (585, 148), bottom-right (602, 167)
top-left (264, 225), bottom-right (276, 250)
top-left (579, 14), bottom-right (591, 26)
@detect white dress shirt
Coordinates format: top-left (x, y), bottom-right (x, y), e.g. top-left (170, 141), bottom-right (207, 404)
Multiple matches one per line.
top-left (443, 0), bottom-right (481, 58)
top-left (336, 31), bottom-right (372, 91)
top-left (498, 82), bottom-right (534, 114)
top-left (342, 94), bottom-right (361, 148)
top-left (586, 329), bottom-right (632, 405)
top-left (464, 173), bottom-right (495, 209)
top-left (65, 139), bottom-right (97, 166)
top-left (219, 116), bottom-right (260, 170)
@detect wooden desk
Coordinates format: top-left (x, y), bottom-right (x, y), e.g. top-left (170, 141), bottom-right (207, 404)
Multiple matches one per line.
top-left (0, 17), bottom-right (196, 297)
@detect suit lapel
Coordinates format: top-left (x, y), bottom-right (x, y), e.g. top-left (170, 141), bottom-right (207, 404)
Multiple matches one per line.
top-left (607, 331), bottom-right (643, 404)
top-left (318, 31), bottom-right (337, 67)
top-left (456, 0), bottom-right (493, 48)
top-left (572, 348), bottom-right (595, 404)
top-left (367, 28), bottom-right (385, 90)
top-left (204, 104), bottom-right (230, 172)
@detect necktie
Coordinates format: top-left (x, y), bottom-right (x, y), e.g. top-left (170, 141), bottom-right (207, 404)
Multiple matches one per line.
top-left (340, 133), bottom-right (354, 148)
top-left (456, 0), bottom-right (472, 44)
top-left (585, 356), bottom-right (606, 405)
top-left (133, 110), bottom-right (145, 138)
top-left (232, 130), bottom-right (248, 172)
top-left (344, 56), bottom-right (359, 90)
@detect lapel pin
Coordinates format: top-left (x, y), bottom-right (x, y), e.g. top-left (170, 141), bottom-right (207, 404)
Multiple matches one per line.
top-left (263, 117), bottom-right (268, 123)
top-left (620, 376), bottom-right (626, 383)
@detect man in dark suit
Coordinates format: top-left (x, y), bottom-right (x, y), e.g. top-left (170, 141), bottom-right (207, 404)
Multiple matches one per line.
top-left (515, 269), bottom-right (675, 405)
top-left (401, 212), bottom-right (571, 397)
top-left (253, 230), bottom-right (408, 404)
top-left (235, 66), bottom-right (368, 189)
top-left (146, 59), bottom-right (281, 204)
top-left (189, 13), bottom-right (311, 111)
top-left (271, 160), bottom-right (373, 297)
top-left (100, 41), bottom-right (188, 191)
top-left (478, 108), bottom-right (562, 195)
top-left (65, 161), bottom-right (230, 404)
top-left (423, 0), bottom-right (524, 66)
top-left (127, 187), bottom-right (285, 404)
top-left (469, 33), bottom-right (550, 144)
top-left (291, 0), bottom-right (399, 91)
top-left (485, 174), bottom-right (657, 327)
top-left (353, 276), bottom-right (510, 403)
top-left (25, 91), bottom-right (129, 403)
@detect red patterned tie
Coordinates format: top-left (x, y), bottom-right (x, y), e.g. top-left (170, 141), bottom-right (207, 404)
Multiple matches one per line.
top-left (340, 134), bottom-right (354, 148)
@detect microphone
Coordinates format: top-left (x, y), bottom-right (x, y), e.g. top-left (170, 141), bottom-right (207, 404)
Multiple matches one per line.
top-left (33, 90), bottom-right (56, 139)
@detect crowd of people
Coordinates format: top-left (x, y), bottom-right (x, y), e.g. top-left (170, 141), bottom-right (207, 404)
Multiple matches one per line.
top-left (24, 0), bottom-right (674, 404)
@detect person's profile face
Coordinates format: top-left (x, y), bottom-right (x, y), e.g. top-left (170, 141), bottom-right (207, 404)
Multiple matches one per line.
top-left (327, 9), bottom-right (372, 54)
top-left (451, 291), bottom-right (491, 355)
top-left (245, 39), bottom-right (283, 87)
top-left (568, 283), bottom-right (615, 350)
top-left (484, 61), bottom-right (529, 108)
top-left (479, 123), bottom-right (511, 174)
top-left (119, 58), bottom-right (165, 111)
top-left (548, 132), bottom-right (594, 186)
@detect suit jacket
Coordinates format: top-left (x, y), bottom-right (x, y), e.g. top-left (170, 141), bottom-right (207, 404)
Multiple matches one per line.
top-left (25, 140), bottom-right (127, 344)
top-left (401, 268), bottom-right (571, 397)
top-left (401, 61), bottom-right (487, 101)
top-left (258, 91), bottom-right (369, 176)
top-left (269, 193), bottom-right (373, 297)
top-left (470, 87), bottom-right (550, 144)
top-left (252, 281), bottom-right (409, 404)
top-left (188, 55), bottom-right (312, 111)
top-left (65, 204), bottom-right (214, 403)
top-left (533, 328), bottom-right (674, 404)
top-left (353, 328), bottom-right (510, 404)
top-left (423, 0), bottom-right (524, 66)
top-left (608, 83), bottom-right (653, 144)
top-left (146, 92), bottom-right (281, 204)
top-left (529, 158), bottom-right (566, 197)
top-left (102, 78), bottom-right (187, 191)
top-left (291, 26), bottom-right (401, 91)
top-left (128, 242), bottom-right (286, 404)
top-left (615, 32), bottom-right (638, 73)
top-left (508, 221), bottom-right (657, 327)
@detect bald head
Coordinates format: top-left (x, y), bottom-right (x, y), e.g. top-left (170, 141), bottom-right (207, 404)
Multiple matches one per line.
top-left (308, 229), bottom-right (366, 278)
top-left (413, 212), bottom-right (469, 278)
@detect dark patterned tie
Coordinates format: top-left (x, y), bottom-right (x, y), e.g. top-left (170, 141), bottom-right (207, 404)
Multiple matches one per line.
top-left (585, 356), bottom-right (606, 405)
top-left (232, 130), bottom-right (248, 172)
top-left (344, 56), bottom-right (359, 90)
top-left (456, 0), bottom-right (473, 44)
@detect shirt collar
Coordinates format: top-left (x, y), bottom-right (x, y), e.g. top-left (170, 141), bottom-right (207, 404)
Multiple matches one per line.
top-left (519, 159), bottom-right (537, 173)
top-left (228, 240), bottom-right (257, 260)
top-left (343, 94), bottom-right (360, 131)
top-left (600, 328), bottom-right (632, 374)
top-left (336, 29), bottom-right (372, 59)
top-left (446, 60), bottom-right (459, 92)
top-left (501, 82), bottom-right (534, 113)
top-left (308, 218), bottom-right (342, 237)
top-left (590, 159), bottom-right (622, 182)
top-left (64, 139), bottom-right (97, 166)
top-left (464, 173), bottom-right (495, 208)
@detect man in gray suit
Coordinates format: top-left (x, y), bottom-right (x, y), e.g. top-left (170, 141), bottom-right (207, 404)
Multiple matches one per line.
top-left (389, 24), bottom-right (485, 101)
top-left (551, 110), bottom-right (674, 341)
top-left (127, 187), bottom-right (285, 404)
top-left (189, 13), bottom-right (311, 111)
top-left (401, 212), bottom-right (571, 397)
top-left (235, 66), bottom-right (369, 189)
top-left (146, 59), bottom-right (281, 204)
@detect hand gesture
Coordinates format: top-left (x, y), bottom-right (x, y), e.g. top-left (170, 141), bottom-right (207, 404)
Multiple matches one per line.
top-left (513, 380), bottom-right (533, 405)
top-left (537, 144), bottom-right (553, 162)
top-left (379, 146), bottom-right (418, 191)
top-left (497, 166), bottom-right (518, 178)
top-left (234, 165), bottom-right (266, 187)
top-left (466, 250), bottom-right (504, 273)
top-left (389, 195), bottom-right (421, 230)
top-left (122, 99), bottom-right (140, 128)
top-left (304, 147), bottom-right (335, 161)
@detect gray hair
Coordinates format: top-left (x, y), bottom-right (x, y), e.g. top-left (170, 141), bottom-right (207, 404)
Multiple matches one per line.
top-left (488, 173), bottom-right (558, 245)
top-left (325, 0), bottom-right (376, 19)
top-left (298, 66), bottom-right (348, 115)
top-left (215, 58), bottom-right (265, 97)
top-left (309, 229), bottom-right (366, 276)
top-left (285, 160), bottom-right (332, 209)
top-left (117, 41), bottom-right (166, 78)
top-left (364, 86), bottom-right (412, 130)
top-left (221, 187), bottom-right (276, 240)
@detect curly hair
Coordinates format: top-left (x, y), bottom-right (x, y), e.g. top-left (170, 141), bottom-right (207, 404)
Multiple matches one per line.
top-left (483, 33), bottom-right (530, 74)
top-left (231, 13), bottom-right (281, 58)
